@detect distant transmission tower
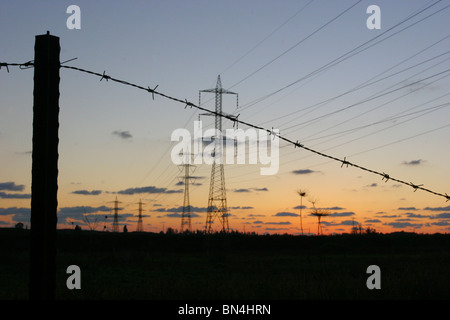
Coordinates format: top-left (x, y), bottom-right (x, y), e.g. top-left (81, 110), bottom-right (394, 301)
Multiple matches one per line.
top-left (136, 199), bottom-right (144, 232)
top-left (311, 209), bottom-right (330, 236)
top-left (200, 75), bottom-right (238, 233)
top-left (179, 153), bottom-right (196, 232)
top-left (112, 196), bottom-right (121, 232)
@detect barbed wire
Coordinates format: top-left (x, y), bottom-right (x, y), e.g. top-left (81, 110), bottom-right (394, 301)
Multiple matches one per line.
top-left (1, 61), bottom-right (449, 202)
top-left (0, 61), bottom-right (34, 72)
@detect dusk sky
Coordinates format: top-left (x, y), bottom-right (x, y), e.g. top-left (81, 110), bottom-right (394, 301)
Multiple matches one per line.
top-left (0, 0), bottom-right (449, 235)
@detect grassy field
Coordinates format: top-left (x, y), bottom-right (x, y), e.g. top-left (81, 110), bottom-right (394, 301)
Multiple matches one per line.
top-left (0, 228), bottom-right (449, 300)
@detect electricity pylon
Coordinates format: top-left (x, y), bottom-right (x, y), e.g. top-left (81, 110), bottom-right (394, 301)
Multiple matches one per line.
top-left (136, 199), bottom-right (144, 232)
top-left (112, 196), bottom-right (121, 232)
top-left (311, 209), bottom-right (330, 236)
top-left (200, 75), bottom-right (237, 233)
top-left (179, 153), bottom-right (196, 232)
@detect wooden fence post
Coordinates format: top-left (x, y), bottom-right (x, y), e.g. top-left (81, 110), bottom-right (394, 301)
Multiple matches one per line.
top-left (29, 31), bottom-right (60, 300)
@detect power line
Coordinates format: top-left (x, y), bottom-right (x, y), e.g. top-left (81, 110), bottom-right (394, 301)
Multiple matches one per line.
top-left (289, 69), bottom-right (450, 141)
top-left (219, 0), bottom-right (315, 76)
top-left (265, 47), bottom-right (450, 130)
top-left (237, 1), bottom-right (448, 112)
top-left (226, 96), bottom-right (450, 175)
top-left (228, 0), bottom-right (363, 90)
top-left (284, 62), bottom-right (449, 130)
top-left (304, 101), bottom-right (450, 144)
top-left (350, 123), bottom-right (450, 158)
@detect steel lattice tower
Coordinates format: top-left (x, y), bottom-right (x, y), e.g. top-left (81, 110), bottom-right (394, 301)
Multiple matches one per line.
top-left (112, 196), bottom-right (121, 232)
top-left (136, 199), bottom-right (144, 232)
top-left (200, 75), bottom-right (237, 233)
top-left (180, 161), bottom-right (195, 232)
top-left (181, 166), bottom-right (192, 232)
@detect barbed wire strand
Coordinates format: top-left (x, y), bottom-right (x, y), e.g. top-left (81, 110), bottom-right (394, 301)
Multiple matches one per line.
top-left (1, 61), bottom-right (448, 202)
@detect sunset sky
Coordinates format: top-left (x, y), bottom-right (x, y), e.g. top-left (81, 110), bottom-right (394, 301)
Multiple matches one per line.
top-left (0, 0), bottom-right (449, 235)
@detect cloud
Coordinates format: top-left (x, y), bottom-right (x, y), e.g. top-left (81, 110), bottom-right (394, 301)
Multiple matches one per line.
top-left (164, 212), bottom-right (201, 218)
top-left (247, 214), bottom-right (265, 220)
top-left (364, 183), bottom-right (378, 188)
top-left (253, 220), bottom-right (264, 224)
top-left (176, 176), bottom-right (206, 186)
top-left (329, 211), bottom-right (355, 217)
top-left (0, 206), bottom-right (134, 225)
top-left (402, 159), bottom-right (425, 166)
top-left (265, 221), bottom-right (291, 225)
top-left (117, 186), bottom-right (182, 195)
top-left (252, 187), bottom-right (268, 192)
top-left (12, 212), bottom-right (31, 223)
top-left (0, 207), bottom-right (31, 223)
top-left (385, 222), bottom-right (423, 229)
top-left (72, 190), bottom-right (102, 196)
top-left (232, 187), bottom-right (268, 193)
top-left (424, 206), bottom-right (450, 212)
top-left (58, 205), bottom-right (134, 225)
top-left (0, 207), bottom-right (31, 216)
top-left (365, 219), bottom-right (382, 223)
top-left (432, 213), bottom-right (450, 219)
top-left (233, 188), bottom-right (251, 193)
top-left (291, 169), bottom-right (318, 175)
top-left (155, 206), bottom-right (208, 213)
top-left (230, 206), bottom-right (254, 210)
top-left (377, 214), bottom-right (400, 218)
top-left (322, 220), bottom-right (356, 227)
top-left (58, 206), bottom-right (111, 217)
top-left (175, 181), bottom-right (203, 186)
top-left (273, 212), bottom-right (298, 217)
top-left (190, 176), bottom-right (206, 180)
top-left (321, 206), bottom-right (345, 211)
top-left (112, 130), bottom-right (132, 140)
top-left (405, 212), bottom-right (429, 219)
top-left (0, 182), bottom-right (25, 192)
top-left (116, 213), bottom-right (134, 220)
top-left (0, 192), bottom-right (31, 199)
top-left (293, 205), bottom-right (307, 210)
top-left (398, 207), bottom-right (418, 211)
top-left (431, 221), bottom-right (450, 226)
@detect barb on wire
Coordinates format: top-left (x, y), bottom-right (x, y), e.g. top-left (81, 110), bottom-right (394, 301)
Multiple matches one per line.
top-left (184, 99), bottom-right (194, 109)
top-left (61, 57), bottom-right (78, 65)
top-left (294, 140), bottom-right (303, 148)
top-left (147, 85), bottom-right (159, 100)
top-left (100, 71), bottom-right (110, 82)
top-left (55, 64), bottom-right (450, 202)
top-left (268, 127), bottom-right (279, 140)
top-left (19, 61), bottom-right (34, 69)
top-left (232, 114), bottom-right (240, 128)
top-left (0, 63), bottom-right (9, 73)
top-left (341, 157), bottom-right (351, 168)
top-left (410, 183), bottom-right (423, 192)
